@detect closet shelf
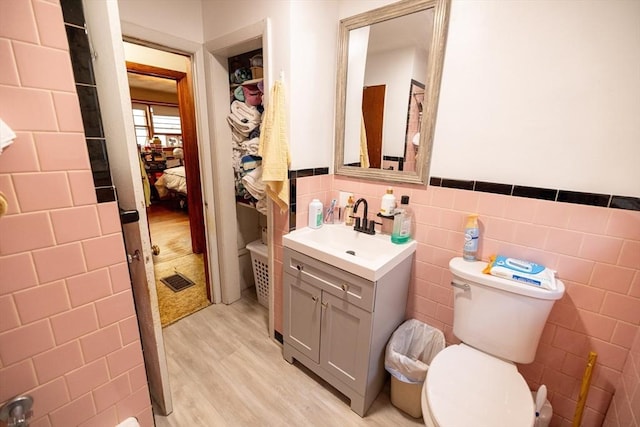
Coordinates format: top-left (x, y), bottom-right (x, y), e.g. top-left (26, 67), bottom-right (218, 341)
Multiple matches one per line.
top-left (230, 78), bottom-right (263, 89)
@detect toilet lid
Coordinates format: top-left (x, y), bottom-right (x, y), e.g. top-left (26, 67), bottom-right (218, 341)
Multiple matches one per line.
top-left (426, 344), bottom-right (534, 427)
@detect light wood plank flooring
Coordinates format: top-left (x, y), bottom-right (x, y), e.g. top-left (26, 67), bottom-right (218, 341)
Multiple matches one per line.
top-left (154, 291), bottom-right (424, 427)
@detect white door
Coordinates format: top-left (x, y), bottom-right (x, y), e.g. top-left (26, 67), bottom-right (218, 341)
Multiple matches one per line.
top-left (83, 1), bottom-right (173, 415)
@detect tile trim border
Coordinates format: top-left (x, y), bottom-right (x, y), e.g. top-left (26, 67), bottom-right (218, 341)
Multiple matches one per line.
top-left (430, 177), bottom-right (640, 211)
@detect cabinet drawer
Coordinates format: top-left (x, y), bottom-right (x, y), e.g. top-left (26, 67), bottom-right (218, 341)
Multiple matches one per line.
top-left (284, 248), bottom-right (374, 312)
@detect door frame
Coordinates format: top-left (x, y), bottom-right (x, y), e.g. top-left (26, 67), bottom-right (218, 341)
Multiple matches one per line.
top-left (126, 60), bottom-right (210, 299)
top-left (203, 19), bottom-right (275, 338)
top-left (119, 29), bottom-right (222, 307)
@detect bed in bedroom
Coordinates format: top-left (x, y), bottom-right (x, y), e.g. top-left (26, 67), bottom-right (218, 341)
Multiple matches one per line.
top-left (155, 165), bottom-right (187, 200)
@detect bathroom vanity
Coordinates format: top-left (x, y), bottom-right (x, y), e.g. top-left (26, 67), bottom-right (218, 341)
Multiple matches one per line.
top-left (282, 226), bottom-right (415, 416)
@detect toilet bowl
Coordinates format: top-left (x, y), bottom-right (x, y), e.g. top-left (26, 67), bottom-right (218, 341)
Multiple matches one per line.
top-left (421, 344), bottom-right (534, 427)
top-left (420, 258), bottom-right (564, 427)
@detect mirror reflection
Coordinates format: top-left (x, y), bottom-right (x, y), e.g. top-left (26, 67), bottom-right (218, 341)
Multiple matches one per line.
top-left (344, 9), bottom-right (433, 172)
top-left (334, 0), bottom-right (450, 185)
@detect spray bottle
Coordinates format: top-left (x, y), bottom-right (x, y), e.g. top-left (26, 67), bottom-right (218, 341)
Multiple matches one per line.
top-left (463, 214), bottom-right (479, 261)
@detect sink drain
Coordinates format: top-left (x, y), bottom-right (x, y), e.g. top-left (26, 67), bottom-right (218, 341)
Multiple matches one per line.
top-left (346, 250), bottom-right (356, 256)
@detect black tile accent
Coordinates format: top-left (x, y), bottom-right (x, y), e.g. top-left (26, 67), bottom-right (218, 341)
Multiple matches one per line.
top-left (513, 186), bottom-right (558, 201)
top-left (382, 156), bottom-right (404, 171)
top-left (61, 0), bottom-right (115, 204)
top-left (557, 190), bottom-right (610, 207)
top-left (86, 139), bottom-right (112, 187)
top-left (65, 25), bottom-right (95, 85)
top-left (60, 0), bottom-right (85, 26)
top-left (344, 162), bottom-right (361, 167)
top-left (295, 169), bottom-right (314, 178)
top-left (609, 196), bottom-right (640, 211)
top-left (289, 179), bottom-right (297, 206)
top-left (288, 177), bottom-right (296, 230)
top-left (313, 167), bottom-right (329, 175)
top-left (274, 330), bottom-right (283, 344)
top-left (429, 177), bottom-right (442, 186)
top-left (76, 85), bottom-right (104, 138)
top-left (441, 178), bottom-right (474, 191)
top-left (92, 171), bottom-right (112, 188)
top-left (289, 212), bottom-right (296, 232)
top-left (96, 187), bottom-right (116, 203)
top-left (475, 181), bottom-right (513, 195)
top-left (430, 176), bottom-right (640, 212)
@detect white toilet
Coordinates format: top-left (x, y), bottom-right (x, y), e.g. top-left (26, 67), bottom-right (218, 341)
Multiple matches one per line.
top-left (421, 257), bottom-right (564, 427)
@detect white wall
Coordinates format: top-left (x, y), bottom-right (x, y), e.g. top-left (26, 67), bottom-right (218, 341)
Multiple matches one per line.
top-left (338, 0), bottom-right (398, 20)
top-left (288, 0), bottom-right (338, 171)
top-left (365, 47), bottom-right (414, 158)
top-left (119, 0), bottom-right (640, 197)
top-left (430, 0), bottom-right (640, 196)
top-left (201, 0), bottom-right (337, 171)
top-left (344, 26), bottom-right (369, 164)
top-left (117, 0), bottom-right (204, 44)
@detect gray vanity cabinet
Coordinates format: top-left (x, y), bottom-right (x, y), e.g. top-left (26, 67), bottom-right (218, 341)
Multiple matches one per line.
top-left (282, 247), bottom-right (412, 417)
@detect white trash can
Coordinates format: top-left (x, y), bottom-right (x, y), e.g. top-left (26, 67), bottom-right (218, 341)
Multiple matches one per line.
top-left (385, 319), bottom-right (445, 418)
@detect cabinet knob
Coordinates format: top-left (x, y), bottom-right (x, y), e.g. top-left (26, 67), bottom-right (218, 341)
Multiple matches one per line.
top-left (321, 302), bottom-right (328, 309)
top-left (296, 264), bottom-right (304, 271)
top-left (341, 283), bottom-right (349, 292)
top-left (311, 296), bottom-right (318, 302)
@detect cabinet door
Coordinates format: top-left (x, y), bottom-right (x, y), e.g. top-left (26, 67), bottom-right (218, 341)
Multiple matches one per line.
top-left (320, 292), bottom-right (372, 391)
top-left (283, 273), bottom-right (321, 363)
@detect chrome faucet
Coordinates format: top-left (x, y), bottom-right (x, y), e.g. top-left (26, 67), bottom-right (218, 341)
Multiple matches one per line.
top-left (352, 198), bottom-right (380, 235)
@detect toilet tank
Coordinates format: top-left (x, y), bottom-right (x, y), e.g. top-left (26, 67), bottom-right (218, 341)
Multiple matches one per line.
top-left (449, 257), bottom-right (565, 364)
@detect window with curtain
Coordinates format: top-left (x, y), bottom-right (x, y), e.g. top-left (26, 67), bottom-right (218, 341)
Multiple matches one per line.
top-left (131, 102), bottom-right (182, 148)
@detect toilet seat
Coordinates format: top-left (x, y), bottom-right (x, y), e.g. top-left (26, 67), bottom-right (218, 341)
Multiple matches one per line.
top-left (424, 344), bottom-right (534, 427)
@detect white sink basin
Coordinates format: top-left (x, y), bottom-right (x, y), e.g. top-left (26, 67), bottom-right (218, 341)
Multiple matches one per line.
top-left (282, 224), bottom-right (417, 281)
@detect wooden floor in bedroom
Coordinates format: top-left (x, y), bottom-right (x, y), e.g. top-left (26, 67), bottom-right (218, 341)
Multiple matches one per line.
top-left (147, 202), bottom-right (209, 327)
top-left (154, 290), bottom-right (424, 427)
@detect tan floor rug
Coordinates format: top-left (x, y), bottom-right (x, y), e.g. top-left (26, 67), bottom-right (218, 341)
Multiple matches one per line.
top-left (148, 203), bottom-right (210, 327)
top-left (155, 252), bottom-right (209, 327)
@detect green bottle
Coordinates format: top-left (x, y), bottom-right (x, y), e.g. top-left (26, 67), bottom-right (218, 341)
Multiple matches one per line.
top-left (391, 196), bottom-right (412, 244)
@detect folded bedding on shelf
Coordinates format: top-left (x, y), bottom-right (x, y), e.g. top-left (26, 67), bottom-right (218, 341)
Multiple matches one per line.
top-left (241, 137), bottom-right (260, 155)
top-left (242, 166), bottom-right (266, 201)
top-left (227, 100), bottom-right (262, 137)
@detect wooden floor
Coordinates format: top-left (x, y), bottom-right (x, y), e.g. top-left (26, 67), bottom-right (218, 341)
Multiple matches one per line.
top-left (154, 291), bottom-right (425, 427)
top-left (148, 203), bottom-right (209, 326)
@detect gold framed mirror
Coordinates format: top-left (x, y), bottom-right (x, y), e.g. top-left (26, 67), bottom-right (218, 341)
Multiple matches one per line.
top-left (334, 0), bottom-right (451, 185)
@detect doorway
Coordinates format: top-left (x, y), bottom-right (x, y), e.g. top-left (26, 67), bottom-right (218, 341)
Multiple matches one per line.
top-left (125, 44), bottom-right (211, 326)
top-left (362, 84), bottom-right (386, 169)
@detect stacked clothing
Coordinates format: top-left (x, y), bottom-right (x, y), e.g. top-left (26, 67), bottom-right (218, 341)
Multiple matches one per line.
top-left (228, 85), bottom-right (265, 212)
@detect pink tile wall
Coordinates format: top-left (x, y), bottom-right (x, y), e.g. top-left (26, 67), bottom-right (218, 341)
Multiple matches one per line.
top-left (604, 327), bottom-right (640, 426)
top-left (0, 1), bottom-right (151, 426)
top-left (284, 174), bottom-right (640, 427)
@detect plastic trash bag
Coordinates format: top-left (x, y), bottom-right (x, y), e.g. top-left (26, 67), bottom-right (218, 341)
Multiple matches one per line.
top-left (385, 319), bottom-right (445, 384)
